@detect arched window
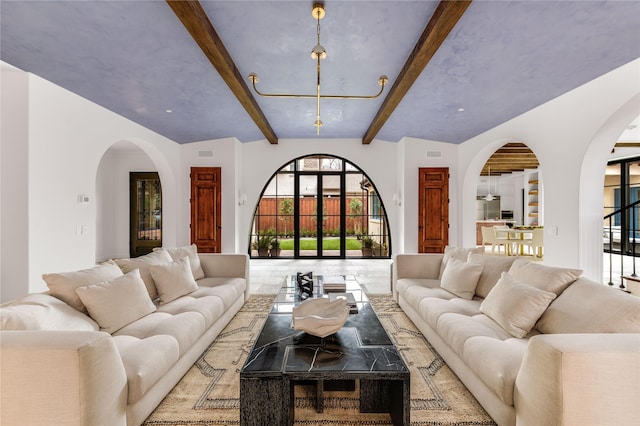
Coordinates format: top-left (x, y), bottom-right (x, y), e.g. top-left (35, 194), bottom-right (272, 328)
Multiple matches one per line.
top-left (249, 154), bottom-right (391, 259)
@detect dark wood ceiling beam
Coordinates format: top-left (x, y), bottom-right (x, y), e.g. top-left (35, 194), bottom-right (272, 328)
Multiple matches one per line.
top-left (362, 0), bottom-right (473, 144)
top-left (167, 0), bottom-right (278, 144)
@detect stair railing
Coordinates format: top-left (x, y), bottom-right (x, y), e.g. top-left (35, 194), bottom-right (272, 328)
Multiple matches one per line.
top-left (604, 199), bottom-right (640, 288)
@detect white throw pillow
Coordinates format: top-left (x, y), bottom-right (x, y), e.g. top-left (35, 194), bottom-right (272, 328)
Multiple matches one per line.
top-left (150, 256), bottom-right (199, 304)
top-left (43, 260), bottom-right (124, 313)
top-left (508, 259), bottom-right (582, 296)
top-left (115, 250), bottom-right (173, 299)
top-left (440, 258), bottom-right (483, 300)
top-left (480, 272), bottom-right (557, 338)
top-left (75, 269), bottom-right (156, 334)
top-left (153, 244), bottom-right (205, 280)
top-left (439, 246), bottom-right (485, 278)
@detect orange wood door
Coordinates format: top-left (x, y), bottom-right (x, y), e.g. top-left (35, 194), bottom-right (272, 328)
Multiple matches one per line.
top-left (190, 167), bottom-right (222, 253)
top-left (418, 167), bottom-right (449, 253)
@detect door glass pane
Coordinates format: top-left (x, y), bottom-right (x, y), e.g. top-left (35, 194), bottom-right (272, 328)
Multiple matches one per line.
top-left (298, 175), bottom-right (318, 257)
top-left (322, 175), bottom-right (341, 256)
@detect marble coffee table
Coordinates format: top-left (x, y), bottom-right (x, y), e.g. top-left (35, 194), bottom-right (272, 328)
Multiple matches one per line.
top-left (240, 275), bottom-right (410, 425)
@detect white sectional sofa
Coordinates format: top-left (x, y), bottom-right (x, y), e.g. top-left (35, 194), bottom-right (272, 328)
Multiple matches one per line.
top-left (393, 249), bottom-right (640, 426)
top-left (0, 247), bottom-right (250, 426)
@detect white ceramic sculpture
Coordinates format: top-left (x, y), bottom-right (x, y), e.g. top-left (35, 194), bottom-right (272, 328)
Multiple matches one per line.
top-left (292, 297), bottom-right (350, 338)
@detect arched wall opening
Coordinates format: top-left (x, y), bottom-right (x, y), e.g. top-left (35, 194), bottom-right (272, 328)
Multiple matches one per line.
top-left (580, 93), bottom-right (640, 281)
top-left (461, 138), bottom-right (542, 247)
top-left (95, 138), bottom-right (177, 261)
top-left (247, 153), bottom-right (392, 259)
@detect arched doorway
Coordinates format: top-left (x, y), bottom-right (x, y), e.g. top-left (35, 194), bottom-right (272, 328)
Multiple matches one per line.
top-left (249, 154), bottom-right (391, 259)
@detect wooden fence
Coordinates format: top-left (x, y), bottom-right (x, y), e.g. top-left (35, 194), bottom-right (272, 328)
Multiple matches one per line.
top-left (254, 197), bottom-right (369, 236)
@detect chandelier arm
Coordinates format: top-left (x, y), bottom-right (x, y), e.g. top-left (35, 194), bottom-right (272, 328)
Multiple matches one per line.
top-left (248, 82), bottom-right (386, 99)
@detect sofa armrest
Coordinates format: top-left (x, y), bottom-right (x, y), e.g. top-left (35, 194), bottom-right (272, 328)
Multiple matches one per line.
top-left (515, 333), bottom-right (640, 426)
top-left (1, 330), bottom-right (128, 426)
top-left (199, 253), bottom-right (250, 298)
top-left (392, 254), bottom-right (444, 300)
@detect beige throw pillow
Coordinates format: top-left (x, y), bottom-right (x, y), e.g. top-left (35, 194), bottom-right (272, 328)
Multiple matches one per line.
top-left (467, 253), bottom-right (519, 298)
top-left (440, 258), bottom-right (483, 300)
top-left (75, 269), bottom-right (156, 334)
top-left (508, 259), bottom-right (582, 295)
top-left (43, 260), bottom-right (124, 313)
top-left (150, 256), bottom-right (199, 304)
top-left (480, 272), bottom-right (557, 338)
top-left (153, 244), bottom-right (204, 280)
top-left (115, 250), bottom-right (173, 299)
top-left (439, 246), bottom-right (485, 278)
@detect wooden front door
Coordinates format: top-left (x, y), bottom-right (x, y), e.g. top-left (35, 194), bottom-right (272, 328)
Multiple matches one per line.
top-left (190, 167), bottom-right (222, 253)
top-left (418, 168), bottom-right (449, 253)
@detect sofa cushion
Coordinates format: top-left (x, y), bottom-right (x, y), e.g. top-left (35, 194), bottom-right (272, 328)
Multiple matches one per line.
top-left (401, 281), bottom-right (457, 313)
top-left (440, 257), bottom-right (483, 300)
top-left (536, 277), bottom-right (640, 334)
top-left (508, 259), bottom-right (582, 295)
top-left (439, 246), bottom-right (485, 277)
top-left (462, 336), bottom-right (530, 406)
top-left (437, 313), bottom-right (512, 355)
top-left (395, 278), bottom-right (441, 296)
top-left (154, 244), bottom-right (205, 280)
top-left (418, 297), bottom-right (482, 330)
top-left (112, 335), bottom-right (180, 404)
top-left (150, 257), bottom-right (199, 304)
top-left (480, 272), bottom-right (557, 338)
top-left (114, 311), bottom-right (205, 357)
top-left (115, 250), bottom-right (173, 299)
top-left (197, 277), bottom-right (248, 300)
top-left (157, 294), bottom-right (225, 328)
top-left (0, 293), bottom-right (99, 331)
top-left (189, 285), bottom-right (239, 311)
top-left (467, 253), bottom-right (519, 298)
top-left (75, 269), bottom-right (156, 334)
top-left (43, 260), bottom-right (124, 313)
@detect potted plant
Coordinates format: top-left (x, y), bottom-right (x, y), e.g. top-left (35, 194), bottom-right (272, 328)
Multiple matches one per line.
top-left (253, 234), bottom-right (272, 257)
top-left (361, 235), bottom-right (374, 257)
top-left (270, 238), bottom-right (281, 257)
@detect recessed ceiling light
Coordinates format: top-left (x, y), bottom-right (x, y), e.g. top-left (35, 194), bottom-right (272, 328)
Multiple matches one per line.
top-left (165, 109), bottom-right (173, 113)
top-left (457, 108), bottom-right (465, 112)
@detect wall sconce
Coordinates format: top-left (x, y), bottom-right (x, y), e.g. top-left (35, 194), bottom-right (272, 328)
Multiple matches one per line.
top-left (238, 193), bottom-right (247, 206)
top-left (392, 193), bottom-right (402, 206)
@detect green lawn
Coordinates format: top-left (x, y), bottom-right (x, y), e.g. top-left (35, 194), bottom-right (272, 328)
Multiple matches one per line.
top-left (279, 238), bottom-right (361, 250)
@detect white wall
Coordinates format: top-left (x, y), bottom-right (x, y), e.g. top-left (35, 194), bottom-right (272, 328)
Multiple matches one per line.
top-left (1, 64), bottom-right (30, 300)
top-left (179, 138), bottom-right (241, 253)
top-left (1, 66), bottom-right (181, 297)
top-left (398, 138), bottom-right (460, 253)
top-left (459, 59), bottom-right (640, 280)
top-left (237, 139), bottom-right (400, 254)
top-left (96, 143), bottom-right (157, 261)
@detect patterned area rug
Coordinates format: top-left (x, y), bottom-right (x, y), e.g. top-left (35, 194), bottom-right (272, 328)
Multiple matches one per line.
top-left (143, 294), bottom-right (495, 426)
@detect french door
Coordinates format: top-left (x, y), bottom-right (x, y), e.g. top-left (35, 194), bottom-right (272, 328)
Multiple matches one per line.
top-left (250, 154), bottom-right (390, 259)
top-left (129, 172), bottom-right (162, 257)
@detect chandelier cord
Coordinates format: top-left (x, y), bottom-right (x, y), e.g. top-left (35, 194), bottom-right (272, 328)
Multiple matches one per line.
top-left (315, 8), bottom-right (322, 134)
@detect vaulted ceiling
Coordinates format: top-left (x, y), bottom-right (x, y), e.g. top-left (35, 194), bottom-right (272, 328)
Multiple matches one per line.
top-left (1, 1), bottom-right (639, 145)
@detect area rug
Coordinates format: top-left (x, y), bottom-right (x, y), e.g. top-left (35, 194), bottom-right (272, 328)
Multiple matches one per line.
top-left (143, 294), bottom-right (495, 426)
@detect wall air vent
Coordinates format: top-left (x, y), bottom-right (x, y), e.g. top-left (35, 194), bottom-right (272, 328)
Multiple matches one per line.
top-left (426, 151), bottom-right (442, 158)
top-left (198, 150), bottom-right (214, 158)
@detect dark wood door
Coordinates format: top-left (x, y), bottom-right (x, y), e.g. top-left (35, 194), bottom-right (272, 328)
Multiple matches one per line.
top-left (418, 168), bottom-right (449, 253)
top-left (190, 167), bottom-right (222, 253)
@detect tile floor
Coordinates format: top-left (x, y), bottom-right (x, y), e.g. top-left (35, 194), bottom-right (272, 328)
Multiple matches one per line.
top-left (249, 258), bottom-right (394, 295)
top-left (248, 249), bottom-right (629, 297)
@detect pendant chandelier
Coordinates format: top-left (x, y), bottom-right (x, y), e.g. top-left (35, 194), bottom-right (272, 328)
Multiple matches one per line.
top-left (248, 2), bottom-right (388, 135)
top-left (485, 166), bottom-right (495, 201)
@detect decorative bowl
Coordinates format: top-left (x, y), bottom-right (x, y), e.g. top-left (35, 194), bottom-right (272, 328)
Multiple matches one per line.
top-left (292, 297), bottom-right (349, 338)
